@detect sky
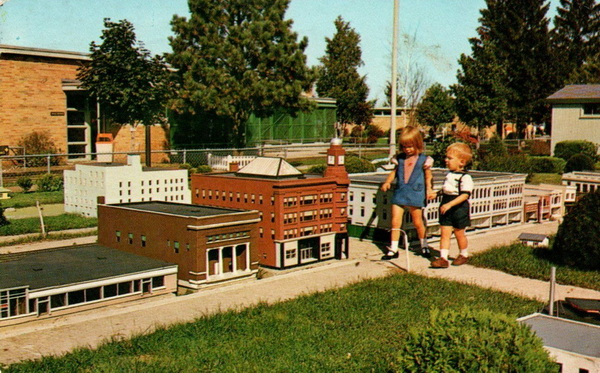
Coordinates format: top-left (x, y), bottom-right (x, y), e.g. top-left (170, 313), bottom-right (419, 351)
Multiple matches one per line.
top-left (0, 0), bottom-right (560, 105)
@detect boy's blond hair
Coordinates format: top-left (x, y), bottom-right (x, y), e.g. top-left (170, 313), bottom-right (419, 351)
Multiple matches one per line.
top-left (447, 142), bottom-right (473, 164)
top-left (399, 126), bottom-right (425, 153)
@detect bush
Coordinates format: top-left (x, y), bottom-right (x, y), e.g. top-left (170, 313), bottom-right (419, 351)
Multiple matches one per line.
top-left (0, 203), bottom-right (9, 228)
top-left (36, 173), bottom-right (64, 192)
top-left (307, 164), bottom-right (327, 175)
top-left (554, 140), bottom-right (598, 162)
top-left (345, 155), bottom-right (376, 173)
top-left (553, 189), bottom-right (600, 270)
top-left (529, 156), bottom-right (566, 174)
top-left (195, 165), bottom-right (212, 174)
top-left (18, 131), bottom-right (62, 167)
top-left (480, 153), bottom-right (532, 174)
top-left (394, 308), bottom-right (555, 372)
top-left (17, 176), bottom-right (34, 193)
top-left (564, 153), bottom-right (596, 172)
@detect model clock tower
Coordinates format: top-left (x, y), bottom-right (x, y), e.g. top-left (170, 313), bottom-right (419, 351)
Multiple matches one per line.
top-left (324, 138), bottom-right (348, 179)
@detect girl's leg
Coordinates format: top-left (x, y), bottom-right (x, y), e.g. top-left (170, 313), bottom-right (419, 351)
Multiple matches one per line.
top-left (388, 205), bottom-right (404, 255)
top-left (408, 207), bottom-right (429, 253)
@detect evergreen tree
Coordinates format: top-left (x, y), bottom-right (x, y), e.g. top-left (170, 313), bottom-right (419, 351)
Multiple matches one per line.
top-left (167, 0), bottom-right (315, 148)
top-left (552, 0), bottom-right (600, 84)
top-left (317, 16), bottom-right (373, 136)
top-left (416, 83), bottom-right (455, 135)
top-left (77, 19), bottom-right (172, 166)
top-left (383, 81), bottom-right (406, 107)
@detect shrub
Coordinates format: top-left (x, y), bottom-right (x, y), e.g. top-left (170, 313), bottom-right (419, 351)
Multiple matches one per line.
top-left (17, 176), bottom-right (34, 193)
top-left (0, 203), bottom-right (9, 228)
top-left (529, 156), bottom-right (566, 174)
top-left (345, 155), bottom-right (376, 173)
top-left (564, 153), bottom-right (596, 172)
top-left (480, 153), bottom-right (532, 174)
top-left (18, 131), bottom-right (62, 167)
top-left (394, 308), bottom-right (555, 372)
top-left (195, 165), bottom-right (212, 174)
top-left (554, 140), bottom-right (598, 162)
top-left (307, 164), bottom-right (327, 175)
top-left (553, 189), bottom-right (600, 270)
top-left (36, 173), bottom-right (64, 192)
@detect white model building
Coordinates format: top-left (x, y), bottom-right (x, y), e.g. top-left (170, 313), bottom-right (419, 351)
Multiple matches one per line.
top-left (562, 171), bottom-right (600, 195)
top-left (348, 169), bottom-right (527, 242)
top-left (64, 154), bottom-right (191, 217)
top-left (523, 183), bottom-right (576, 222)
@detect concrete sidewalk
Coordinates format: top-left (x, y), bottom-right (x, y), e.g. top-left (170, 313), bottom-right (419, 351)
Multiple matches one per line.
top-left (2, 221), bottom-right (599, 365)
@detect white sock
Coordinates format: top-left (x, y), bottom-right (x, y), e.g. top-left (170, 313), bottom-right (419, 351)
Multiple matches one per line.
top-left (440, 249), bottom-right (449, 260)
top-left (420, 238), bottom-right (428, 248)
top-left (460, 249), bottom-right (469, 258)
top-left (389, 241), bottom-right (399, 253)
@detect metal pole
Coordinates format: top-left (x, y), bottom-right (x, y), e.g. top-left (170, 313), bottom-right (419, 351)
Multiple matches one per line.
top-left (389, 0), bottom-right (399, 159)
top-left (549, 267), bottom-right (556, 316)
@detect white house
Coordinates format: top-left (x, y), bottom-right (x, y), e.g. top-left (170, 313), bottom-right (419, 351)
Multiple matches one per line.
top-left (64, 154), bottom-right (191, 217)
top-left (519, 313), bottom-right (600, 373)
top-left (562, 170), bottom-right (600, 195)
top-left (547, 84), bottom-right (600, 156)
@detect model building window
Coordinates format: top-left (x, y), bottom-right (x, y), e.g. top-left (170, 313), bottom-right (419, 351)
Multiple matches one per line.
top-left (128, 233), bottom-right (134, 244)
top-left (141, 235), bottom-right (146, 247)
top-left (321, 242), bottom-right (331, 256)
top-left (116, 230), bottom-right (121, 242)
top-left (300, 194), bottom-right (317, 205)
top-left (349, 191), bottom-right (354, 201)
top-left (285, 248), bottom-right (296, 259)
top-left (259, 227), bottom-right (264, 238)
top-left (259, 195), bottom-right (263, 204)
top-left (174, 241), bottom-right (180, 254)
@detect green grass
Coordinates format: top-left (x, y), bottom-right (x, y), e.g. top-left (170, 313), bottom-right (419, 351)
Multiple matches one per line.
top-left (527, 173), bottom-right (562, 185)
top-left (4, 273), bottom-right (543, 372)
top-left (0, 214), bottom-right (97, 236)
top-left (0, 191), bottom-right (64, 209)
top-left (0, 229), bottom-right (97, 248)
top-left (470, 243), bottom-right (600, 291)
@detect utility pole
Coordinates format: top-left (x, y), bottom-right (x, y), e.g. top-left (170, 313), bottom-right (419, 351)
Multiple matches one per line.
top-left (389, 0), bottom-right (399, 159)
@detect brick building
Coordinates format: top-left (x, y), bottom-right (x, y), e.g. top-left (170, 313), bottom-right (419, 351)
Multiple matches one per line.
top-left (0, 44), bottom-right (168, 161)
top-left (97, 201), bottom-right (261, 289)
top-left (191, 138), bottom-right (350, 269)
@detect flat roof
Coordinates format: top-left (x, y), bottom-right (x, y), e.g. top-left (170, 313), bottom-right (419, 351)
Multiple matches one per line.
top-left (0, 244), bottom-right (176, 291)
top-left (519, 314), bottom-right (600, 358)
top-left (0, 44), bottom-right (90, 61)
top-left (108, 201), bottom-right (249, 218)
top-left (349, 169), bottom-right (524, 185)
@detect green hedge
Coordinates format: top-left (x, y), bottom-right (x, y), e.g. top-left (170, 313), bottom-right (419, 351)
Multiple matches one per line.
top-left (554, 140), bottom-right (598, 162)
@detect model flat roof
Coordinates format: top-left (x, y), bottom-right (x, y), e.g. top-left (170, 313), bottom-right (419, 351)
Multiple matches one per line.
top-left (109, 201), bottom-right (249, 218)
top-left (547, 84), bottom-right (600, 103)
top-left (349, 169), bottom-right (524, 185)
top-left (519, 314), bottom-right (600, 358)
top-left (0, 244), bottom-right (176, 291)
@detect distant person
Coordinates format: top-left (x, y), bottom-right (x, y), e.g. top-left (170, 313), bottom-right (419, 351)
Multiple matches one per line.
top-left (431, 142), bottom-right (474, 268)
top-left (381, 126), bottom-right (437, 258)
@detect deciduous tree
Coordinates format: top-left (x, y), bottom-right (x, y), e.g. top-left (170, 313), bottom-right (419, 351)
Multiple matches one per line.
top-left (416, 83), bottom-right (455, 135)
top-left (167, 0), bottom-right (315, 147)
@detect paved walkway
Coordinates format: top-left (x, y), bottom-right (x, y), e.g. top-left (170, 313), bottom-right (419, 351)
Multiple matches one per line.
top-left (2, 221), bottom-right (599, 365)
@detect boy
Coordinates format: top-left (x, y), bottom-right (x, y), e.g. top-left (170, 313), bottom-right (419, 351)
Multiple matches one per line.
top-left (431, 142), bottom-right (474, 268)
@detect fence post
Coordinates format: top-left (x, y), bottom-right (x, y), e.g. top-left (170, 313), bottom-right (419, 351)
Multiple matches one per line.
top-left (183, 149), bottom-right (187, 165)
top-left (47, 154), bottom-right (51, 174)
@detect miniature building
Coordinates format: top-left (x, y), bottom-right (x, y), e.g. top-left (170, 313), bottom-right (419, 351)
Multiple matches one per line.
top-left (191, 138), bottom-right (350, 269)
top-left (519, 313), bottom-right (600, 373)
top-left (562, 171), bottom-right (600, 198)
top-left (0, 244), bottom-right (178, 326)
top-left (523, 183), bottom-right (574, 222)
top-left (97, 201), bottom-right (261, 289)
top-left (64, 154), bottom-right (191, 217)
top-left (518, 233), bottom-right (550, 247)
top-left (0, 187), bottom-right (10, 200)
top-left (348, 169), bottom-right (527, 242)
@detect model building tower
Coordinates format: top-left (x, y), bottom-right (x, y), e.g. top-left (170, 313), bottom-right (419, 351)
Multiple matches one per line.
top-left (191, 139), bottom-right (350, 269)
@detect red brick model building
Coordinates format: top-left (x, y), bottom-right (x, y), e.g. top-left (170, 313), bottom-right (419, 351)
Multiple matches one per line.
top-left (191, 139), bottom-right (350, 269)
top-left (98, 201), bottom-right (260, 289)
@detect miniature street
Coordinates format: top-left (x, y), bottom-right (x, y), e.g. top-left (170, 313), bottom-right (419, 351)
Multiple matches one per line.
top-left (2, 220), bottom-right (599, 365)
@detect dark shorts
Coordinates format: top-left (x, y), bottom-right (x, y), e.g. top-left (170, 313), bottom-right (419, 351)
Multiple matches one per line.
top-left (439, 194), bottom-right (470, 229)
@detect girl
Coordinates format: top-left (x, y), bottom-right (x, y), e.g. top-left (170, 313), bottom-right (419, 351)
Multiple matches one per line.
top-left (381, 126), bottom-right (437, 257)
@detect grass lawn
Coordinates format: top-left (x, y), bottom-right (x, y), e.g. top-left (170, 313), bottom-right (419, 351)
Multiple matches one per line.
top-left (0, 214), bottom-right (97, 237)
top-left (470, 242), bottom-right (600, 292)
top-left (0, 191), bottom-right (64, 209)
top-left (527, 173), bottom-right (562, 185)
top-left (4, 273), bottom-right (543, 372)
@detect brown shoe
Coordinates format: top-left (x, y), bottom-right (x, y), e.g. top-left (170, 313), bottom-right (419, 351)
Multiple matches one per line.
top-left (430, 257), bottom-right (449, 268)
top-left (452, 255), bottom-right (469, 266)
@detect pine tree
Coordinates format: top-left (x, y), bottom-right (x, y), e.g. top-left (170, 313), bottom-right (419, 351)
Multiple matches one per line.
top-left (167, 0), bottom-right (315, 147)
top-left (317, 16), bottom-right (373, 136)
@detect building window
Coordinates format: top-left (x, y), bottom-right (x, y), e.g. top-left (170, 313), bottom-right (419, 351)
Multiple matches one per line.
top-left (0, 288), bottom-right (27, 319)
top-left (174, 241), bottom-right (180, 253)
top-left (116, 230), bottom-right (121, 242)
top-left (583, 103), bottom-right (600, 115)
top-left (128, 233), bottom-right (133, 244)
top-left (141, 235), bottom-right (146, 247)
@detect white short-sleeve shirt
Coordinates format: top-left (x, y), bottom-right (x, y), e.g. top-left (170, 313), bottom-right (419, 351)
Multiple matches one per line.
top-left (442, 171), bottom-right (474, 196)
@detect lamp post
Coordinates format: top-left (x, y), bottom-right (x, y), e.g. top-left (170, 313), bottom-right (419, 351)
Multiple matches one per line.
top-left (389, 0), bottom-right (399, 159)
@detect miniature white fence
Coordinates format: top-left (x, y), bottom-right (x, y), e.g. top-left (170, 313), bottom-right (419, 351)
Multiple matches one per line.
top-left (207, 154), bottom-right (257, 171)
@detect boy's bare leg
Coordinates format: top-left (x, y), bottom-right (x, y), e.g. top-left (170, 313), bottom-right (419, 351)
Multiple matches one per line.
top-left (451, 228), bottom-right (469, 266)
top-left (431, 225), bottom-right (452, 268)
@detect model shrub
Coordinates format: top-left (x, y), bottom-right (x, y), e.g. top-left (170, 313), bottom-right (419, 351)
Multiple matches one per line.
top-left (0, 203), bottom-right (9, 228)
top-left (36, 173), bottom-right (64, 192)
top-left (553, 189), bottom-right (600, 270)
top-left (394, 308), bottom-right (555, 373)
top-left (345, 155), bottom-right (375, 173)
top-left (195, 165), bottom-right (212, 174)
top-left (529, 156), bottom-right (566, 174)
top-left (307, 164), bottom-right (327, 175)
top-left (17, 176), bottom-right (34, 193)
top-left (564, 153), bottom-right (596, 173)
top-left (554, 140), bottom-right (598, 162)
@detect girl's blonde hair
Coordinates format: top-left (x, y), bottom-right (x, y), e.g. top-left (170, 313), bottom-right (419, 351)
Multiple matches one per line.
top-left (399, 126), bottom-right (424, 153)
top-left (447, 142), bottom-right (473, 164)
